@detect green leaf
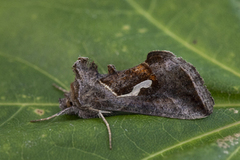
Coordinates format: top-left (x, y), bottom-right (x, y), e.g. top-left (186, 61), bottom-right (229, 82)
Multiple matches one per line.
top-left (1, 0), bottom-right (240, 159)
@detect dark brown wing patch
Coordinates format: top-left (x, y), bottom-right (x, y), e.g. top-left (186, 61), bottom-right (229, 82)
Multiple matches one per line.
top-left (100, 62), bottom-right (158, 96)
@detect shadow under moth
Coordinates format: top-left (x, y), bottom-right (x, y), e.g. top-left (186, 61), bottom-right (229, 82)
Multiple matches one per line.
top-left (31, 51), bottom-right (214, 149)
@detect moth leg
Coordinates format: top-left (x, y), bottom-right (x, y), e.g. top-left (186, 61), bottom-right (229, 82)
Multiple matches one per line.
top-left (30, 107), bottom-right (73, 122)
top-left (87, 107), bottom-right (112, 149)
top-left (52, 83), bottom-right (68, 93)
top-left (88, 107), bottom-right (111, 114)
top-left (98, 110), bottom-right (112, 150)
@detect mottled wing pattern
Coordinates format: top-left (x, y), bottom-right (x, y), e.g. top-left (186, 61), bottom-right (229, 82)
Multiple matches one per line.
top-left (90, 51), bottom-right (214, 119)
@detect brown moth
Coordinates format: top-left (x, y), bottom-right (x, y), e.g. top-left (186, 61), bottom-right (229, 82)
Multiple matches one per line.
top-left (31, 51), bottom-right (214, 149)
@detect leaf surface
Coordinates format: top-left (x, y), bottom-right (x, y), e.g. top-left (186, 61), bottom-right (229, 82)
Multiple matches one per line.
top-left (1, 0), bottom-right (240, 159)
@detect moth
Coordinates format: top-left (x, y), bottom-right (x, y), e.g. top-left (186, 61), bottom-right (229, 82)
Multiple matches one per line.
top-left (31, 51), bottom-right (214, 149)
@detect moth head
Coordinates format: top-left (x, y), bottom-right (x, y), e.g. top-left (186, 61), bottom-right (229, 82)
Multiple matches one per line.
top-left (59, 93), bottom-right (73, 110)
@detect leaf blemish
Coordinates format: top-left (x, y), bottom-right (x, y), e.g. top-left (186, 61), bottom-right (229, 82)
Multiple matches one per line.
top-left (115, 32), bottom-right (123, 37)
top-left (36, 97), bottom-right (42, 100)
top-left (233, 86), bottom-right (240, 91)
top-left (3, 144), bottom-right (10, 151)
top-left (31, 14), bottom-right (37, 20)
top-left (122, 25), bottom-right (130, 31)
top-left (34, 109), bottom-right (44, 116)
top-left (21, 94), bottom-right (31, 99)
top-left (234, 133), bottom-right (240, 137)
top-left (41, 134), bottom-right (47, 138)
top-left (138, 28), bottom-right (147, 33)
top-left (217, 133), bottom-right (240, 154)
top-left (229, 108), bottom-right (238, 114)
top-left (192, 40), bottom-right (197, 44)
top-left (122, 46), bottom-right (127, 52)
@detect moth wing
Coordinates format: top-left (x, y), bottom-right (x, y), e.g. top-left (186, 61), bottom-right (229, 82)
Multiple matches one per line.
top-left (95, 95), bottom-right (208, 119)
top-left (94, 51), bottom-right (214, 119)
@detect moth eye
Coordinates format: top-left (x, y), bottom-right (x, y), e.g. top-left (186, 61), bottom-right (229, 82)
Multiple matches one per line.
top-left (66, 100), bottom-right (72, 107)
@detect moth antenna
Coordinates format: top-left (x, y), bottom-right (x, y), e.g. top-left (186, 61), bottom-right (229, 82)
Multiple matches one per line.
top-left (30, 107), bottom-right (73, 122)
top-left (53, 83), bottom-right (68, 93)
top-left (30, 113), bottom-right (59, 122)
top-left (98, 111), bottom-right (112, 150)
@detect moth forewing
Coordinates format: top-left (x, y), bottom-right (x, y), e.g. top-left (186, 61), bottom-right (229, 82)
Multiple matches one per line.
top-left (31, 50), bottom-right (214, 149)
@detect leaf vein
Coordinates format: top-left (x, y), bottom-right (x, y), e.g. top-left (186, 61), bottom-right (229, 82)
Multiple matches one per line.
top-left (125, 0), bottom-right (240, 78)
top-left (120, 118), bottom-right (150, 155)
top-left (0, 106), bottom-right (24, 127)
top-left (0, 52), bottom-right (68, 90)
top-left (141, 120), bottom-right (240, 160)
top-left (227, 145), bottom-right (240, 160)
